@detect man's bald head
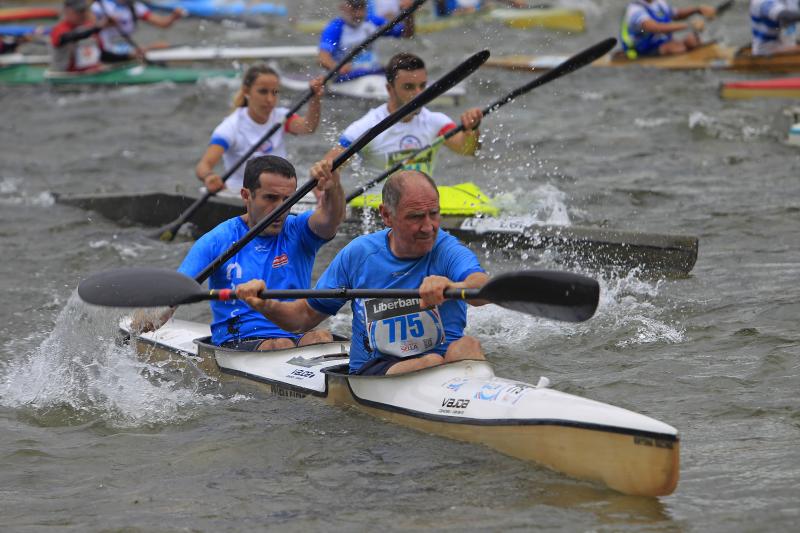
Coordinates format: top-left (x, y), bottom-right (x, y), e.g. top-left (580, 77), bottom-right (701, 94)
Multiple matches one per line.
top-left (381, 170), bottom-right (439, 215)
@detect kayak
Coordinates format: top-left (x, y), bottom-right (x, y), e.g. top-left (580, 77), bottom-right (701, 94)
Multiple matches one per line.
top-left (294, 8), bottom-right (585, 35)
top-left (486, 43), bottom-right (800, 74)
top-left (0, 7), bottom-right (58, 23)
top-left (0, 64), bottom-right (237, 85)
top-left (127, 318), bottom-right (680, 497)
top-left (789, 123), bottom-right (800, 145)
top-left (145, 0), bottom-right (287, 19)
top-left (349, 182), bottom-right (499, 217)
top-left (720, 76), bottom-right (800, 99)
top-left (0, 45), bottom-right (318, 66)
top-left (0, 24), bottom-right (50, 37)
top-left (280, 71), bottom-right (466, 106)
top-left (53, 190), bottom-right (699, 276)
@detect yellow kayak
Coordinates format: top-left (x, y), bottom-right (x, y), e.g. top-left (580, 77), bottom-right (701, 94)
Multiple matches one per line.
top-left (348, 182), bottom-right (499, 217)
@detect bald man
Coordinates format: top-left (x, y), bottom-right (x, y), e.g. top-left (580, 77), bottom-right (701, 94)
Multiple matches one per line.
top-left (237, 169), bottom-right (489, 375)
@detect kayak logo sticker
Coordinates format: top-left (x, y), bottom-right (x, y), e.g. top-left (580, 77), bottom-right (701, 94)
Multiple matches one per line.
top-left (439, 397), bottom-right (470, 414)
top-left (443, 377), bottom-right (469, 392)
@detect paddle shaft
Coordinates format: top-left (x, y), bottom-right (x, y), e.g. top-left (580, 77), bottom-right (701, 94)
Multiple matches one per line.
top-left (202, 287), bottom-right (479, 302)
top-left (157, 0), bottom-right (427, 242)
top-left (715, 0), bottom-right (734, 17)
top-left (346, 37), bottom-right (617, 202)
top-left (193, 49), bottom-right (489, 284)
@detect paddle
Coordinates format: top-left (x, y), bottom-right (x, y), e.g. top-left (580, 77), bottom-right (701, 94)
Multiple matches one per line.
top-left (156, 0), bottom-right (430, 242)
top-left (78, 267), bottom-right (600, 322)
top-left (714, 0), bottom-right (734, 17)
top-left (346, 37), bottom-right (617, 203)
top-left (192, 49), bottom-right (488, 285)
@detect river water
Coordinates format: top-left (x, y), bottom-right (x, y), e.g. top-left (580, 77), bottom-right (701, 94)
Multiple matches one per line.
top-left (1, 1), bottom-right (798, 531)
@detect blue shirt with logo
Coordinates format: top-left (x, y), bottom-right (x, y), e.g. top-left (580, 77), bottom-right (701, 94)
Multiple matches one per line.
top-left (307, 229), bottom-right (484, 373)
top-left (178, 212), bottom-right (328, 346)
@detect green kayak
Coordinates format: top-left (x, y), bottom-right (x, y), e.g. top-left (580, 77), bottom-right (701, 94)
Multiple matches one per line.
top-left (0, 64), bottom-right (238, 86)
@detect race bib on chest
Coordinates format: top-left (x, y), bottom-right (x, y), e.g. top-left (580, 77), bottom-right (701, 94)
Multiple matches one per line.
top-left (364, 297), bottom-right (445, 358)
top-left (75, 41), bottom-right (100, 69)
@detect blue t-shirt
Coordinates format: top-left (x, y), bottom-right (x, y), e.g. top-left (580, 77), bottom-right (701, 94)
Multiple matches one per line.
top-left (319, 15), bottom-right (404, 73)
top-left (307, 229), bottom-right (484, 373)
top-left (178, 212), bottom-right (328, 346)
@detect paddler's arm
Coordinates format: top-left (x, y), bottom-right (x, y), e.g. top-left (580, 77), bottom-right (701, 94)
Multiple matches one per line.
top-left (195, 145), bottom-right (225, 193)
top-left (319, 49), bottom-right (352, 74)
top-left (54, 24), bottom-right (103, 47)
top-left (399, 0), bottom-right (416, 37)
top-left (674, 5), bottom-right (716, 20)
top-left (444, 108), bottom-right (482, 156)
top-left (143, 7), bottom-right (186, 28)
top-left (308, 159), bottom-right (346, 240)
top-left (236, 280), bottom-right (328, 333)
top-left (287, 77), bottom-right (324, 135)
top-left (419, 272), bottom-right (490, 309)
top-left (638, 18), bottom-right (696, 34)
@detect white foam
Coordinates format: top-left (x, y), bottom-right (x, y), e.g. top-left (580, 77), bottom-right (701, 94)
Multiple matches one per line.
top-left (0, 292), bottom-right (221, 427)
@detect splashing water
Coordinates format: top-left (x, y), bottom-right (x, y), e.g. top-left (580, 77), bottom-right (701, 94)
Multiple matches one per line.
top-left (0, 177), bottom-right (55, 208)
top-left (466, 268), bottom-right (685, 353)
top-left (0, 292), bottom-right (221, 428)
top-left (492, 183), bottom-right (572, 225)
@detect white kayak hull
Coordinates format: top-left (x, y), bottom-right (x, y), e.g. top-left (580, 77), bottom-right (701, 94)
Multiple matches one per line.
top-left (130, 319), bottom-right (680, 496)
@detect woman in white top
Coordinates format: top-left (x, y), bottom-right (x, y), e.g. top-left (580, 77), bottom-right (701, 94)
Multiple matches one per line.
top-left (196, 64), bottom-right (324, 194)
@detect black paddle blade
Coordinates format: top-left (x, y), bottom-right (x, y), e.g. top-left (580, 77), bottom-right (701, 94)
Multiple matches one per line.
top-left (78, 267), bottom-right (206, 307)
top-left (479, 270), bottom-right (600, 322)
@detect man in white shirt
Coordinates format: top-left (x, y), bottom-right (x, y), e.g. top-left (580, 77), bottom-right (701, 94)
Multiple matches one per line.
top-left (325, 52), bottom-right (482, 177)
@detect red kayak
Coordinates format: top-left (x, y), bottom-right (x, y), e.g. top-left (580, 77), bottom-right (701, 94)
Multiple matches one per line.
top-left (0, 7), bottom-right (59, 23)
top-left (720, 77), bottom-right (800, 99)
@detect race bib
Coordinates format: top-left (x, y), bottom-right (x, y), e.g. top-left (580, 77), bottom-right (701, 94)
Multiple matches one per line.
top-left (75, 41), bottom-right (100, 70)
top-left (364, 297), bottom-right (445, 358)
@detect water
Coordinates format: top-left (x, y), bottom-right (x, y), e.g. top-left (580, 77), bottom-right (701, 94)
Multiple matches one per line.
top-left (1, 1), bottom-right (799, 530)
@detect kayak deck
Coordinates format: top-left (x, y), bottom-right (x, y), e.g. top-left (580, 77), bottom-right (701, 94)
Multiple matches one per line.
top-left (720, 76), bottom-right (800, 99)
top-left (54, 190), bottom-right (698, 277)
top-left (485, 43), bottom-right (800, 73)
top-left (0, 64), bottom-right (237, 86)
top-left (129, 319), bottom-right (679, 497)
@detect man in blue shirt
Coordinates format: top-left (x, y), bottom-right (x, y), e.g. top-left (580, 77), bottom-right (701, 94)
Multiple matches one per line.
top-left (133, 155), bottom-right (345, 351)
top-left (236, 169), bottom-right (489, 375)
top-left (318, 0), bottom-right (415, 81)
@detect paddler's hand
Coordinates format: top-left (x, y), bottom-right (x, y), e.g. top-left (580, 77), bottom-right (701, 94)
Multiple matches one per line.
top-left (399, 0), bottom-right (414, 9)
top-left (460, 108), bottom-right (482, 131)
top-left (339, 63), bottom-right (353, 75)
top-left (419, 275), bottom-right (451, 309)
top-left (172, 7), bottom-right (187, 21)
top-left (309, 76), bottom-right (325, 98)
top-left (699, 5), bottom-right (716, 19)
top-left (310, 159), bottom-right (341, 194)
top-left (203, 173), bottom-right (225, 193)
top-left (236, 279), bottom-right (270, 313)
top-left (130, 307), bottom-right (174, 334)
